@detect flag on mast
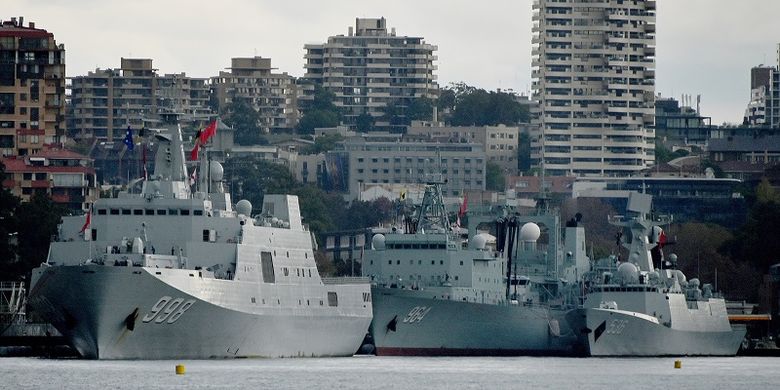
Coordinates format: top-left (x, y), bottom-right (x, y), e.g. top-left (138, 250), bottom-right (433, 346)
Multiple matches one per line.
top-left (199, 120), bottom-right (217, 144)
top-left (80, 206), bottom-right (92, 233)
top-left (123, 126), bottom-right (134, 151)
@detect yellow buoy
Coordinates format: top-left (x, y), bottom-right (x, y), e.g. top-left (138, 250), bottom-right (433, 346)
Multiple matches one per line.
top-left (175, 364), bottom-right (186, 375)
top-left (674, 360), bottom-right (682, 369)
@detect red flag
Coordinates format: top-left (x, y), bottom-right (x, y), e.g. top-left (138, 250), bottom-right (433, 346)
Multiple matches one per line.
top-left (80, 208), bottom-right (91, 233)
top-left (658, 229), bottom-right (667, 248)
top-left (199, 120), bottom-right (217, 144)
top-left (190, 142), bottom-right (200, 160)
top-left (458, 194), bottom-right (468, 217)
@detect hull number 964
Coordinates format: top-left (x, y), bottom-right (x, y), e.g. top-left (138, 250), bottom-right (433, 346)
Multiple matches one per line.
top-left (403, 306), bottom-right (432, 323)
top-left (142, 296), bottom-right (196, 324)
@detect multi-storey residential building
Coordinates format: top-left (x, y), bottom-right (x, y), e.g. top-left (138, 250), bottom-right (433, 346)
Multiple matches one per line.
top-left (0, 17), bottom-right (66, 157)
top-left (531, 0), bottom-right (656, 177)
top-left (330, 133), bottom-right (486, 199)
top-left (1, 146), bottom-right (96, 212)
top-left (68, 58), bottom-right (211, 139)
top-left (744, 46), bottom-right (780, 128)
top-left (407, 123), bottom-right (519, 173)
top-left (303, 17), bottom-right (438, 132)
top-left (211, 57), bottom-right (299, 133)
top-left (655, 96), bottom-right (712, 146)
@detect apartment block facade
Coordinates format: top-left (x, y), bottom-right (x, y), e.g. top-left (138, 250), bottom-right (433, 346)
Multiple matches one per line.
top-left (0, 17), bottom-right (66, 157)
top-left (332, 134), bottom-right (486, 199)
top-left (303, 17), bottom-right (438, 132)
top-left (68, 58), bottom-right (211, 139)
top-left (211, 57), bottom-right (299, 133)
top-left (1, 147), bottom-right (96, 212)
top-left (531, 0), bottom-right (656, 177)
top-left (406, 123), bottom-right (520, 173)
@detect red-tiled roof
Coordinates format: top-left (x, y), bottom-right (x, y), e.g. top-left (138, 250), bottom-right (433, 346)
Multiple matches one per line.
top-left (0, 23), bottom-right (53, 38)
top-left (0, 157), bottom-right (95, 174)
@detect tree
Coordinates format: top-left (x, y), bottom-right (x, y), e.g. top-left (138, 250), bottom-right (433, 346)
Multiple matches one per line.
top-left (302, 134), bottom-right (344, 155)
top-left (448, 86), bottom-right (528, 126)
top-left (13, 193), bottom-right (65, 279)
top-left (355, 113), bottom-right (374, 133)
top-left (407, 98), bottom-right (433, 122)
top-left (517, 132), bottom-right (531, 172)
top-left (223, 97), bottom-right (266, 145)
top-left (297, 110), bottom-right (340, 135)
top-left (485, 162), bottom-right (506, 191)
top-left (297, 85), bottom-right (341, 134)
top-left (0, 161), bottom-right (20, 277)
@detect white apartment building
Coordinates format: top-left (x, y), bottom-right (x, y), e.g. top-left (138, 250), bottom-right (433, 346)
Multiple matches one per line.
top-left (744, 45), bottom-right (780, 128)
top-left (407, 123), bottom-right (519, 173)
top-left (531, 0), bottom-right (656, 177)
top-left (332, 134), bottom-right (486, 199)
top-left (303, 17), bottom-right (438, 132)
top-left (211, 57), bottom-right (299, 133)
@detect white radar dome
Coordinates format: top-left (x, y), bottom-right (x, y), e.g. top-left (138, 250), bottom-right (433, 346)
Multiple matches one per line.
top-left (210, 161), bottom-right (224, 181)
top-left (617, 262), bottom-right (639, 284)
top-left (470, 234), bottom-right (488, 250)
top-left (519, 222), bottom-right (541, 242)
top-left (236, 199), bottom-right (252, 216)
top-left (372, 234), bottom-right (386, 250)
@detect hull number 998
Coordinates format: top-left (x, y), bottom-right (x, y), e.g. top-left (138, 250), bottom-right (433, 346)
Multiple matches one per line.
top-left (142, 296), bottom-right (196, 324)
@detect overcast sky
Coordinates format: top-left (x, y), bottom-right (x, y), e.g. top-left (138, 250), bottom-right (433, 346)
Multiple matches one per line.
top-left (6, 0), bottom-right (779, 124)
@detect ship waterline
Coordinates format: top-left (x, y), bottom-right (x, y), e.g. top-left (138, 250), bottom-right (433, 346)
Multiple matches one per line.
top-left (27, 119), bottom-right (372, 359)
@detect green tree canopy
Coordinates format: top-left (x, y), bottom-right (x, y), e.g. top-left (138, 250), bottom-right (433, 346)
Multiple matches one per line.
top-left (297, 85), bottom-right (341, 135)
top-left (223, 97), bottom-right (267, 145)
top-left (439, 82), bottom-right (529, 126)
top-left (485, 162), bottom-right (506, 191)
top-left (355, 113), bottom-right (374, 133)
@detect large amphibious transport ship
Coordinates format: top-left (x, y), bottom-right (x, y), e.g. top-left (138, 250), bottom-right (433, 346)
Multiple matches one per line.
top-left (363, 179), bottom-right (590, 356)
top-left (27, 119), bottom-right (372, 359)
top-left (567, 192), bottom-right (745, 356)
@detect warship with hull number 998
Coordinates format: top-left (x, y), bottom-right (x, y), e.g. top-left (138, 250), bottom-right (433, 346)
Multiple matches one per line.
top-left (27, 118), bottom-right (372, 359)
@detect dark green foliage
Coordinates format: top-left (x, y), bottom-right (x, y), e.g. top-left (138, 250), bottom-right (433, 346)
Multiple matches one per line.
top-left (223, 98), bottom-right (267, 145)
top-left (302, 134), bottom-right (344, 155)
top-left (0, 161), bottom-right (20, 277)
top-left (485, 162), bottom-right (506, 191)
top-left (438, 82), bottom-right (529, 126)
top-left (517, 132), bottom-right (531, 172)
top-left (297, 110), bottom-right (339, 135)
top-left (297, 85), bottom-right (341, 135)
top-left (0, 188), bottom-right (65, 281)
top-left (355, 113), bottom-right (374, 133)
top-left (407, 98), bottom-right (433, 122)
top-left (654, 142), bottom-right (690, 164)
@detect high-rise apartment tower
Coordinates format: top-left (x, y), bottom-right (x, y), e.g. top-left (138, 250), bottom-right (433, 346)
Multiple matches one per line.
top-left (304, 17), bottom-right (438, 132)
top-left (531, 0), bottom-right (656, 176)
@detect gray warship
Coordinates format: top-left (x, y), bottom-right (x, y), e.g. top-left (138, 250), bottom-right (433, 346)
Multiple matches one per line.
top-left (363, 179), bottom-right (589, 356)
top-left (567, 192), bottom-right (745, 356)
top-left (27, 119), bottom-right (372, 359)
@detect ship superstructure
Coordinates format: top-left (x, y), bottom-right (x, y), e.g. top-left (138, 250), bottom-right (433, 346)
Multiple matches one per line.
top-left (27, 118), bottom-right (372, 359)
top-left (567, 192), bottom-right (745, 356)
top-left (363, 181), bottom-right (589, 355)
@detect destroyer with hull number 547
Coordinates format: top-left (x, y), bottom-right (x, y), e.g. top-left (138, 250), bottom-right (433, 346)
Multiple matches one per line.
top-left (27, 117), bottom-right (372, 359)
top-left (567, 192), bottom-right (745, 356)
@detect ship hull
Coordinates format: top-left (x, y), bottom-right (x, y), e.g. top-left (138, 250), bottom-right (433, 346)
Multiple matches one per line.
top-left (28, 265), bottom-right (372, 359)
top-left (370, 287), bottom-right (580, 356)
top-left (567, 308), bottom-right (746, 356)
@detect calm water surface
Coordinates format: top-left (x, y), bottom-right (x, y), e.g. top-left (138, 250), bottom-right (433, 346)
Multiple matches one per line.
top-left (1, 356), bottom-right (778, 389)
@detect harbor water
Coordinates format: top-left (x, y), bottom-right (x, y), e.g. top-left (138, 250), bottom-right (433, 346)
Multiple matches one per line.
top-left (1, 356), bottom-right (779, 389)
